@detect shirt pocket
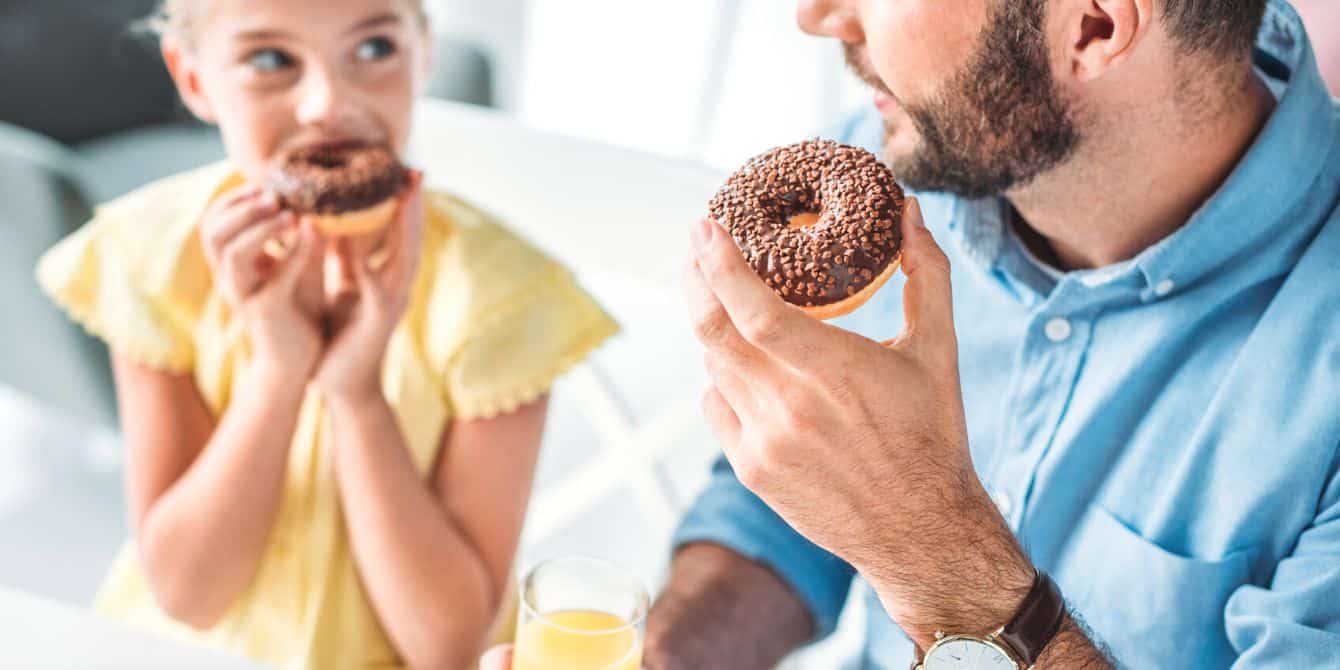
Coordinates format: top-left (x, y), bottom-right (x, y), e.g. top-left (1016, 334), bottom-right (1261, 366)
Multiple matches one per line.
top-left (1054, 502), bottom-right (1253, 668)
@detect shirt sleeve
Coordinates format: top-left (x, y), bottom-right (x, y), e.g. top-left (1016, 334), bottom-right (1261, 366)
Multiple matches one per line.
top-left (35, 219), bottom-right (196, 373)
top-left (673, 454), bottom-right (857, 640)
top-left (1225, 445), bottom-right (1340, 667)
top-left (444, 263), bottom-right (619, 420)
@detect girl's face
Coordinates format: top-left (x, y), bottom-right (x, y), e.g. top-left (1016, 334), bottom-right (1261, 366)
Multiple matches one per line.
top-left (164, 0), bottom-right (430, 317)
top-left (164, 0), bottom-right (431, 183)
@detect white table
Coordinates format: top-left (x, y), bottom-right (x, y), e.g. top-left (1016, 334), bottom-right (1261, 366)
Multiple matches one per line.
top-left (0, 586), bottom-right (268, 669)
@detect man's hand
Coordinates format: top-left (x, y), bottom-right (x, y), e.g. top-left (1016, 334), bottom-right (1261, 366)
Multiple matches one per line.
top-left (480, 645), bottom-right (513, 670)
top-left (686, 199), bottom-right (1033, 645)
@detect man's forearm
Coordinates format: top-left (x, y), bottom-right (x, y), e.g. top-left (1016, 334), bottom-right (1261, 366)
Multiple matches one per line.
top-left (1035, 616), bottom-right (1114, 669)
top-left (859, 485), bottom-right (1114, 669)
top-left (645, 543), bottom-right (814, 670)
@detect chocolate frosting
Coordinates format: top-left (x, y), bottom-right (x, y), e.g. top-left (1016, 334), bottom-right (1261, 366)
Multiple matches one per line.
top-left (709, 140), bottom-right (904, 308)
top-left (269, 141), bottom-right (408, 215)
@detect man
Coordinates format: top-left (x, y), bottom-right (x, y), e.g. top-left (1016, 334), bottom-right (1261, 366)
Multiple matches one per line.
top-left (486, 0), bottom-right (1339, 667)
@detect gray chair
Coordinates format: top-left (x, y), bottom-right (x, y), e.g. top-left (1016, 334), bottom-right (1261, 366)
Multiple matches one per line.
top-left (0, 121), bottom-right (117, 428)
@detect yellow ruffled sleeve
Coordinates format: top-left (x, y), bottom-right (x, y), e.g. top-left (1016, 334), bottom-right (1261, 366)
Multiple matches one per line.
top-left (34, 163), bottom-right (231, 373)
top-left (419, 192), bottom-right (620, 420)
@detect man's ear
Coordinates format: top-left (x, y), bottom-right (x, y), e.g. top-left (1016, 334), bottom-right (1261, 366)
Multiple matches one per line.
top-left (162, 35), bottom-right (217, 123)
top-left (1059, 0), bottom-right (1154, 82)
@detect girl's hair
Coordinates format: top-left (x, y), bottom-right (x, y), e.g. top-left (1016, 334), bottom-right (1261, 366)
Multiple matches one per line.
top-left (140, 0), bottom-right (429, 47)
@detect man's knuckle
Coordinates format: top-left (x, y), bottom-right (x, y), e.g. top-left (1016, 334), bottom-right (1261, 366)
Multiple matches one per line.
top-left (694, 308), bottom-right (733, 345)
top-left (740, 310), bottom-right (784, 346)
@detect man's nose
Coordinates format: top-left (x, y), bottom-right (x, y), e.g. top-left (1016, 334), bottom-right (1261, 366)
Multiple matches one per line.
top-left (796, 0), bottom-right (864, 43)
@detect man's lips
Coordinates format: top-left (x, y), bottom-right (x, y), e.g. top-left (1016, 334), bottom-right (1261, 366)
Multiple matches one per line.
top-left (843, 44), bottom-right (900, 115)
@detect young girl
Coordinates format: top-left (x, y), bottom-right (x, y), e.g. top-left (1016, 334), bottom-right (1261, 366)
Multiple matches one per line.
top-left (35, 1), bottom-right (618, 668)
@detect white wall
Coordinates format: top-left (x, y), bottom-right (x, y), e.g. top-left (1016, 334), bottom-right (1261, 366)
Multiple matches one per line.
top-left (435, 0), bottom-right (873, 170)
top-left (430, 0), bottom-right (531, 110)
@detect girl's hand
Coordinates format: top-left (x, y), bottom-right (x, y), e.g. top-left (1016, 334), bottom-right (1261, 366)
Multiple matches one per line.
top-left (201, 186), bottom-right (325, 380)
top-left (313, 172), bottom-right (425, 402)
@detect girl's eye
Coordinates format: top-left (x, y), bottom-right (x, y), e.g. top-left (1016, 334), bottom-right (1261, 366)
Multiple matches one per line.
top-left (355, 36), bottom-right (397, 62)
top-left (247, 48), bottom-right (294, 72)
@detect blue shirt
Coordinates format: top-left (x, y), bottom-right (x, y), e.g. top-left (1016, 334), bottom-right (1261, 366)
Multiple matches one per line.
top-left (673, 2), bottom-right (1340, 667)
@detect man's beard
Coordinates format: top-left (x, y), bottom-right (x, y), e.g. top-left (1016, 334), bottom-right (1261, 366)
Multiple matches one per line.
top-left (847, 0), bottom-right (1081, 198)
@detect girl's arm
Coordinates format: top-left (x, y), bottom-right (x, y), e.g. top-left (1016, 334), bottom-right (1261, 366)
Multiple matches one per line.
top-left (114, 355), bottom-right (308, 629)
top-left (117, 187), bottom-right (325, 629)
top-left (326, 392), bottom-right (547, 670)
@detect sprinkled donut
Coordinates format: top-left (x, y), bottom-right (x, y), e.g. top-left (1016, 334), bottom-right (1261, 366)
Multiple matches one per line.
top-left (269, 141), bottom-right (409, 237)
top-left (709, 139), bottom-right (904, 320)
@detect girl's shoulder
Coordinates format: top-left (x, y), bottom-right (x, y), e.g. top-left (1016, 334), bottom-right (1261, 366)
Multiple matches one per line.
top-left (417, 189), bottom-right (567, 319)
top-left (413, 189), bottom-right (620, 420)
top-left (34, 162), bottom-right (236, 372)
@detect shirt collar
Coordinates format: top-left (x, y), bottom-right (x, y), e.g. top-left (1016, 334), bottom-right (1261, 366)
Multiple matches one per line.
top-left (929, 0), bottom-right (1337, 303)
top-left (1128, 0), bottom-right (1337, 301)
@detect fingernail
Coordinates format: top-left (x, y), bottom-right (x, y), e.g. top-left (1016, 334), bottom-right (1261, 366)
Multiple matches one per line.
top-left (909, 197), bottom-right (927, 229)
top-left (693, 218), bottom-right (716, 251)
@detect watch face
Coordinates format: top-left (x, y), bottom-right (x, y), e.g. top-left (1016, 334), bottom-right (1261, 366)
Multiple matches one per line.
top-left (923, 637), bottom-right (1017, 670)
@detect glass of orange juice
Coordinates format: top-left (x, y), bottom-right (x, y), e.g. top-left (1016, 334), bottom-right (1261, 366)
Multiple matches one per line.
top-left (514, 557), bottom-right (649, 670)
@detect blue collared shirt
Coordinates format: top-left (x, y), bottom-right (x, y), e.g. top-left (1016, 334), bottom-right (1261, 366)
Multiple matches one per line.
top-left (673, 2), bottom-right (1340, 667)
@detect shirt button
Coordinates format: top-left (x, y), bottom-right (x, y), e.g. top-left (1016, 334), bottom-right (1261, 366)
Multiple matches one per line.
top-left (1044, 318), bottom-right (1072, 342)
top-left (1155, 279), bottom-right (1176, 297)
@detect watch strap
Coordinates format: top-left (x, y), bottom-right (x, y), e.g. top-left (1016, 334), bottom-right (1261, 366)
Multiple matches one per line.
top-left (997, 571), bottom-right (1066, 667)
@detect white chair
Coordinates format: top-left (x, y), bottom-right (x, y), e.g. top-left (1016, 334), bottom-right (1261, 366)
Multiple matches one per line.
top-left (409, 99), bottom-right (723, 563)
top-left (408, 100), bottom-right (864, 668)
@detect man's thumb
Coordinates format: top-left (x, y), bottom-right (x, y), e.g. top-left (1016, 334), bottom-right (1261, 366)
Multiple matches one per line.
top-left (897, 197), bottom-right (956, 348)
top-left (480, 644), bottom-right (514, 670)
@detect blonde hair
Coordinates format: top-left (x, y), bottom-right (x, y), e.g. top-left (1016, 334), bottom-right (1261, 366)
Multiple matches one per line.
top-left (142, 0), bottom-right (429, 47)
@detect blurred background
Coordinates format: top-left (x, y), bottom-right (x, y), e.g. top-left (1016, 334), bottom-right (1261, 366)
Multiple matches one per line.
top-left (0, 0), bottom-right (1335, 666)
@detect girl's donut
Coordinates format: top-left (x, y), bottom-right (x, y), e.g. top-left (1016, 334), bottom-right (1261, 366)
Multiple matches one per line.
top-left (269, 141), bottom-right (409, 237)
top-left (709, 139), bottom-right (904, 320)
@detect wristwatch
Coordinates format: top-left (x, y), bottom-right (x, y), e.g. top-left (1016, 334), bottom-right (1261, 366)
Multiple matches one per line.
top-left (912, 571), bottom-right (1065, 670)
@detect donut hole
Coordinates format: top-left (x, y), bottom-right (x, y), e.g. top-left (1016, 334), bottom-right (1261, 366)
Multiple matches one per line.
top-left (307, 152), bottom-right (350, 169)
top-left (787, 211), bottom-right (822, 229)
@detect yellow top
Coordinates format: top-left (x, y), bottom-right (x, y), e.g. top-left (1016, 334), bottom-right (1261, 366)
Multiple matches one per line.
top-left (35, 161), bottom-right (619, 669)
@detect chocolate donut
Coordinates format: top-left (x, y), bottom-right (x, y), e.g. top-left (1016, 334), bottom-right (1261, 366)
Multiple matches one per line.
top-left (269, 141), bottom-right (409, 236)
top-left (709, 139), bottom-right (904, 320)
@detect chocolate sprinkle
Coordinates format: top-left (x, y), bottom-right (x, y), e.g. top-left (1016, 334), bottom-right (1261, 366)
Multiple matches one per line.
top-left (269, 141), bottom-right (409, 215)
top-left (708, 140), bottom-right (904, 308)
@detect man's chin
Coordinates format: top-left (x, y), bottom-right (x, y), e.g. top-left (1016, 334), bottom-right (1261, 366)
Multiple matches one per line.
top-left (880, 124), bottom-right (921, 181)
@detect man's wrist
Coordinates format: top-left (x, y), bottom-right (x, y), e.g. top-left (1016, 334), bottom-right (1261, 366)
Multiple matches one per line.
top-left (645, 543), bottom-right (814, 670)
top-left (857, 484), bottom-right (1035, 650)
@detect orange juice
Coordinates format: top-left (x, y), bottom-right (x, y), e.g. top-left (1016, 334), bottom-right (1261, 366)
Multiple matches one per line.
top-left (514, 609), bottom-right (642, 670)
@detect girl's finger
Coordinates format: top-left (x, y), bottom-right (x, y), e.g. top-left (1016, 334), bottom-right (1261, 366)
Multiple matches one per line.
top-left (203, 190), bottom-right (280, 262)
top-left (221, 212), bottom-right (294, 298)
top-left (377, 171), bottom-right (425, 292)
top-left (271, 220), bottom-right (322, 294)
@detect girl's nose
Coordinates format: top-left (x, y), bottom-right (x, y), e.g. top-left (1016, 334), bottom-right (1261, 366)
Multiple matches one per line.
top-left (796, 0), bottom-right (864, 43)
top-left (295, 65), bottom-right (351, 128)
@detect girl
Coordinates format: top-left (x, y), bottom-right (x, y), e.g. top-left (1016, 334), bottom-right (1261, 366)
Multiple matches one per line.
top-left (36, 1), bottom-right (618, 668)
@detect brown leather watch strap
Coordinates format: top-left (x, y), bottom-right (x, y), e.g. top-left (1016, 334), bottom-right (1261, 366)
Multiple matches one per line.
top-left (998, 571), bottom-right (1066, 667)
